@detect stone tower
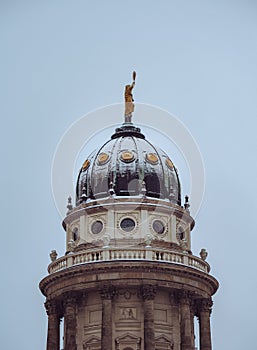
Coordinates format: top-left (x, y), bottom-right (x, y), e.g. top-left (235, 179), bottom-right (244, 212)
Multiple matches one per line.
top-left (39, 111), bottom-right (218, 350)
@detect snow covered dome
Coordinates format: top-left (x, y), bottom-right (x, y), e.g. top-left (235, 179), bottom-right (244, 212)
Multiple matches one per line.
top-left (76, 123), bottom-right (181, 205)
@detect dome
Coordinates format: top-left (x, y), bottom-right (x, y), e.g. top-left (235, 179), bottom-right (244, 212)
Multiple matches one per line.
top-left (76, 123), bottom-right (181, 205)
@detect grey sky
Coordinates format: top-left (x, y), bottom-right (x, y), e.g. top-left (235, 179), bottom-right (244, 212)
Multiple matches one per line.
top-left (1, 1), bottom-right (257, 349)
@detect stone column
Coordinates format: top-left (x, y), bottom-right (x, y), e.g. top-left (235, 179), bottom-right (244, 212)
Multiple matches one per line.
top-left (190, 301), bottom-right (196, 349)
top-left (141, 285), bottom-right (156, 350)
top-left (99, 285), bottom-right (116, 350)
top-left (63, 294), bottom-right (77, 350)
top-left (198, 298), bottom-right (213, 350)
top-left (45, 299), bottom-right (60, 350)
top-left (179, 291), bottom-right (194, 350)
top-left (170, 292), bottom-right (180, 350)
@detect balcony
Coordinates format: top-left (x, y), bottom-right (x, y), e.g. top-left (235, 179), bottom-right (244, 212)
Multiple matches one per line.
top-left (48, 247), bottom-right (210, 274)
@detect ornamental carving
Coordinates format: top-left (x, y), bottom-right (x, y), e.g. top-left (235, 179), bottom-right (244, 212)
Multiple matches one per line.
top-left (177, 290), bottom-right (195, 305)
top-left (118, 289), bottom-right (137, 300)
top-left (115, 332), bottom-right (141, 350)
top-left (196, 298), bottom-right (213, 315)
top-left (155, 335), bottom-right (174, 350)
top-left (141, 284), bottom-right (157, 300)
top-left (116, 212), bottom-right (139, 235)
top-left (63, 292), bottom-right (77, 312)
top-left (99, 284), bottom-right (116, 300)
top-left (149, 215), bottom-right (168, 238)
top-left (176, 221), bottom-right (187, 242)
top-left (119, 307), bottom-right (136, 320)
top-left (83, 336), bottom-right (101, 350)
top-left (88, 215), bottom-right (106, 237)
top-left (45, 299), bottom-right (59, 316)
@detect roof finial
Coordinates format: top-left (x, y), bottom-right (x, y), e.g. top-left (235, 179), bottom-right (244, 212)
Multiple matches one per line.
top-left (124, 71), bottom-right (136, 123)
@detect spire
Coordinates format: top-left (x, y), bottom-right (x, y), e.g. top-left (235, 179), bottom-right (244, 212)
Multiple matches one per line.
top-left (124, 71), bottom-right (136, 123)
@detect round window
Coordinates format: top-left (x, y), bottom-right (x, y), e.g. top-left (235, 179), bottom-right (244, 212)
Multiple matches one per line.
top-left (91, 220), bottom-right (103, 234)
top-left (120, 218), bottom-right (136, 232)
top-left (152, 220), bottom-right (165, 234)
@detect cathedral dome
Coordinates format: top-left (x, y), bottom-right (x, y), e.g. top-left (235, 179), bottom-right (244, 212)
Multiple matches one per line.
top-left (76, 123), bottom-right (181, 205)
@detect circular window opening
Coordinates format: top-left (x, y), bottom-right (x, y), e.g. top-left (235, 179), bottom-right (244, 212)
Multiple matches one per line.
top-left (120, 218), bottom-right (136, 232)
top-left (152, 220), bottom-right (165, 234)
top-left (91, 220), bottom-right (103, 234)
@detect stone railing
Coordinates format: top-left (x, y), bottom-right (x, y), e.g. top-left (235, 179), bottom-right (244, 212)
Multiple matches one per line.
top-left (48, 248), bottom-right (210, 274)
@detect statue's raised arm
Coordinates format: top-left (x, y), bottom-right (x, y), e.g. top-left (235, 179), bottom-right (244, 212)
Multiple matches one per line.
top-left (124, 71), bottom-right (136, 123)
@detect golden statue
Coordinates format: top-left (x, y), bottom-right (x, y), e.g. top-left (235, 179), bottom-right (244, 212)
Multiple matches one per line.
top-left (124, 71), bottom-right (136, 122)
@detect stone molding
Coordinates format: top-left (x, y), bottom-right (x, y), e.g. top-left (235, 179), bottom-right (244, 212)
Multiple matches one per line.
top-left (63, 197), bottom-right (195, 231)
top-left (40, 261), bottom-right (218, 302)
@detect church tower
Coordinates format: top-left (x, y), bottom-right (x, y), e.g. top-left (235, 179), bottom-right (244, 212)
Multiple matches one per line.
top-left (39, 74), bottom-right (218, 350)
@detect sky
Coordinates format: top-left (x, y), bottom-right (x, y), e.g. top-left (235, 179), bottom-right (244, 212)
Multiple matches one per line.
top-left (1, 1), bottom-right (257, 349)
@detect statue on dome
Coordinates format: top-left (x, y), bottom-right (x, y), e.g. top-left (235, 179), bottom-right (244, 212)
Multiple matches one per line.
top-left (124, 71), bottom-right (136, 123)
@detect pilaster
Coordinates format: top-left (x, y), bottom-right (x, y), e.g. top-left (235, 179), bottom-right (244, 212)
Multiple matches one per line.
top-left (141, 284), bottom-right (156, 350)
top-left (99, 285), bottom-right (116, 350)
top-left (169, 291), bottom-right (180, 350)
top-left (63, 293), bottom-right (77, 350)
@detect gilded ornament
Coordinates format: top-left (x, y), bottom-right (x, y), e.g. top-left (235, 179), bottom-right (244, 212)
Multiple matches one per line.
top-left (97, 152), bottom-right (109, 165)
top-left (120, 151), bottom-right (134, 162)
top-left (82, 159), bottom-right (90, 170)
top-left (124, 71), bottom-right (136, 123)
top-left (146, 152), bottom-right (159, 164)
top-left (165, 158), bottom-right (174, 170)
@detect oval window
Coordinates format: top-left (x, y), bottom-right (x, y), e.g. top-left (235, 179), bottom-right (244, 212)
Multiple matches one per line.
top-left (152, 220), bottom-right (165, 234)
top-left (91, 220), bottom-right (103, 234)
top-left (120, 218), bottom-right (136, 232)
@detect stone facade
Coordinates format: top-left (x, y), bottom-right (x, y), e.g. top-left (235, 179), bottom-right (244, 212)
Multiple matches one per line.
top-left (40, 121), bottom-right (218, 349)
top-left (40, 257), bottom-right (218, 350)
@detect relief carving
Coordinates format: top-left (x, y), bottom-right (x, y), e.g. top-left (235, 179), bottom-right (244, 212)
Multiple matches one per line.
top-left (99, 284), bottom-right (116, 300)
top-left (120, 307), bottom-right (136, 320)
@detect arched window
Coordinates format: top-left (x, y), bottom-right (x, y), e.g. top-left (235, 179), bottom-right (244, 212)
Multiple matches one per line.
top-left (177, 226), bottom-right (185, 241)
top-left (72, 227), bottom-right (79, 241)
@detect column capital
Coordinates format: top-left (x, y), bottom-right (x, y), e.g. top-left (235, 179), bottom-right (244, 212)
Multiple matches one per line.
top-left (45, 299), bottom-right (61, 350)
top-left (62, 292), bottom-right (77, 315)
top-left (141, 284), bottom-right (157, 300)
top-left (99, 284), bottom-right (116, 300)
top-left (45, 299), bottom-right (60, 316)
top-left (196, 297), bottom-right (213, 315)
top-left (177, 290), bottom-right (194, 305)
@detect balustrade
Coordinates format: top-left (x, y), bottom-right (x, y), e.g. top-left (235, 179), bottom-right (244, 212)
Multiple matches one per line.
top-left (48, 247), bottom-right (209, 274)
